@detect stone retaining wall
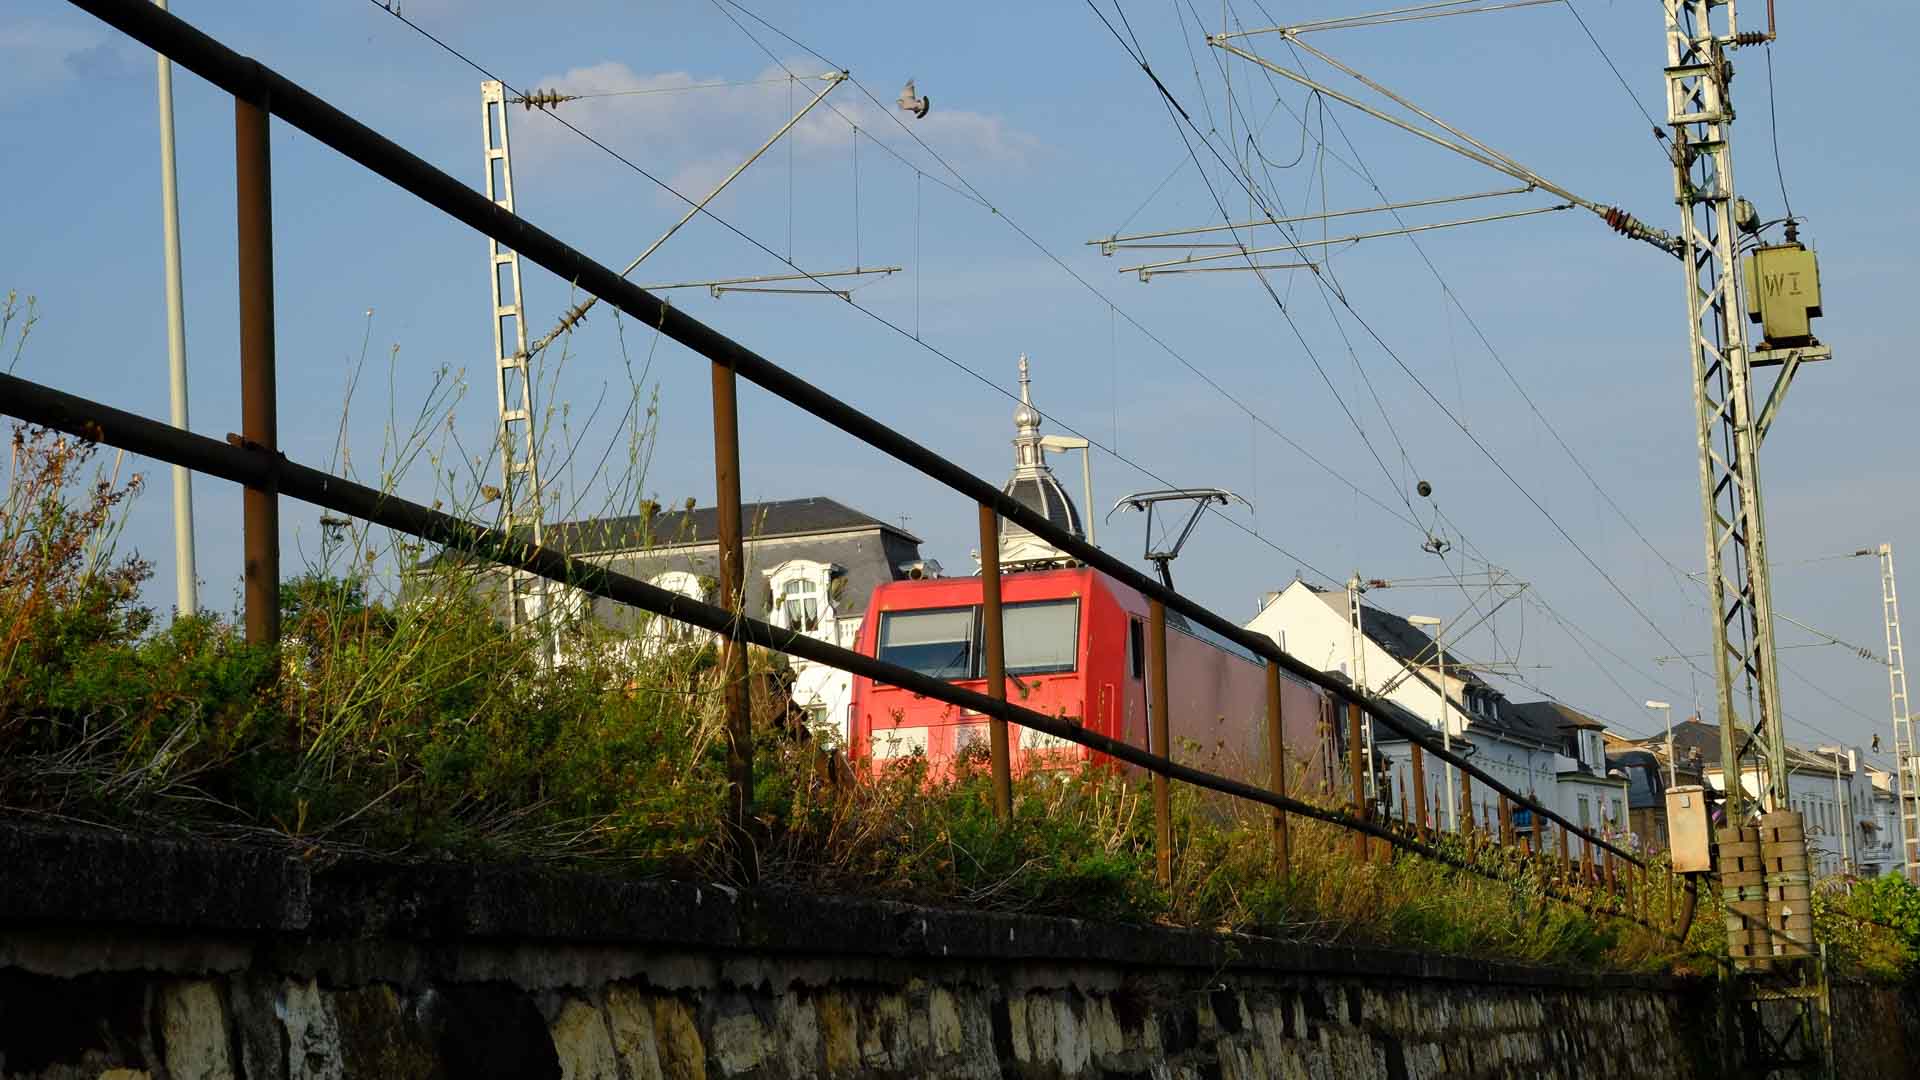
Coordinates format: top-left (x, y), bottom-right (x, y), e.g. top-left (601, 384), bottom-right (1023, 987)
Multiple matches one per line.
top-left (0, 823), bottom-right (1905, 1078)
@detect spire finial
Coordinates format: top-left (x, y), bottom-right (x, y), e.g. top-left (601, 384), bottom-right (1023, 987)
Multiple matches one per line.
top-left (1012, 354), bottom-right (1041, 437)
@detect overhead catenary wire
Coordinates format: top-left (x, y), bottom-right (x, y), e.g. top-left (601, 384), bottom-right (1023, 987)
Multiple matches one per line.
top-left (1097, 0), bottom-right (1712, 683)
top-left (1089, 0), bottom-right (1427, 532)
top-left (1559, 0), bottom-right (1664, 141)
top-left (1166, 0), bottom-right (1889, 761)
top-left (1220, 0), bottom-right (1561, 39)
top-left (711, 0), bottom-right (1448, 555)
top-left (367, 0), bottom-right (1356, 586)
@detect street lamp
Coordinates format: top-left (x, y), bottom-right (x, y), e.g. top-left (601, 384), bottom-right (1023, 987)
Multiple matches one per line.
top-left (1038, 435), bottom-right (1094, 545)
top-left (1409, 614), bottom-right (1455, 832)
top-left (1646, 700), bottom-right (1674, 786)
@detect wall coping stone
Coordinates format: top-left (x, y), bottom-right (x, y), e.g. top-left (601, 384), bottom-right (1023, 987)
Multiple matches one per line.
top-left (0, 819), bottom-right (1690, 994)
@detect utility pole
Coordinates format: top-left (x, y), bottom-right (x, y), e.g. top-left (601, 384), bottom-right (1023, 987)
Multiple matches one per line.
top-left (1665, 0), bottom-right (1829, 819)
top-left (480, 81), bottom-right (546, 644)
top-left (154, 0), bottom-right (196, 617)
top-left (1872, 543), bottom-right (1919, 880)
top-left (1663, 5), bottom-right (1835, 1068)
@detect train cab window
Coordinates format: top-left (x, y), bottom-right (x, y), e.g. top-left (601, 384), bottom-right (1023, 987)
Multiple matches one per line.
top-left (877, 607), bottom-right (975, 679)
top-left (1004, 599), bottom-right (1079, 676)
top-left (1128, 619), bottom-right (1145, 680)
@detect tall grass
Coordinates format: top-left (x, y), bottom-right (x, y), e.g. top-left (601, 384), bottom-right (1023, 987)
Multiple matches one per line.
top-left (13, 296), bottom-right (1918, 975)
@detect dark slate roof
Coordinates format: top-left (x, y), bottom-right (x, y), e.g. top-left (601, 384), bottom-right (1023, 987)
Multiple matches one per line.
top-left (1503, 701), bottom-right (1586, 747)
top-left (1002, 473), bottom-right (1083, 539)
top-left (1643, 718), bottom-right (1855, 777)
top-left (1656, 718), bottom-right (1740, 767)
top-left (1309, 586), bottom-right (1489, 690)
top-left (542, 496), bottom-right (917, 554)
top-left (1509, 701), bottom-right (1604, 735)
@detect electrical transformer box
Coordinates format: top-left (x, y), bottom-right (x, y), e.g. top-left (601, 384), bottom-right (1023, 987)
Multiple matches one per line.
top-left (1666, 784), bottom-right (1711, 873)
top-left (1743, 243), bottom-right (1823, 346)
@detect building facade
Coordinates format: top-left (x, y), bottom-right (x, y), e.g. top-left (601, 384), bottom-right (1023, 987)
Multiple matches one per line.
top-left (1243, 582), bottom-right (1617, 838)
top-left (439, 497), bottom-right (930, 744)
top-left (1661, 718), bottom-right (1883, 877)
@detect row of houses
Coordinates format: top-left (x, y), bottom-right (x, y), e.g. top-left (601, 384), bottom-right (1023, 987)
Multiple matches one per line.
top-left (1606, 719), bottom-right (1903, 878)
top-left (438, 356), bottom-right (1899, 876)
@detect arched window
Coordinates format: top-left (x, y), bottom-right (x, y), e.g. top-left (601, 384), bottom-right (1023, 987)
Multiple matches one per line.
top-left (764, 559), bottom-right (841, 637)
top-left (780, 577), bottom-right (822, 631)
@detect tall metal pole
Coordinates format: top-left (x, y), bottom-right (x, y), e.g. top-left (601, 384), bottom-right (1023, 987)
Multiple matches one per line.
top-left (153, 0), bottom-right (196, 617)
top-left (978, 503), bottom-right (1012, 820)
top-left (1266, 661), bottom-right (1291, 872)
top-left (1876, 543), bottom-right (1919, 880)
top-left (1347, 575), bottom-right (1376, 805)
top-left (711, 356), bottom-right (753, 882)
top-left (1437, 621), bottom-right (1455, 833)
top-left (234, 97), bottom-right (278, 649)
top-left (1831, 751), bottom-right (1851, 870)
top-left (1665, 0), bottom-right (1788, 818)
top-left (1148, 598), bottom-right (1172, 887)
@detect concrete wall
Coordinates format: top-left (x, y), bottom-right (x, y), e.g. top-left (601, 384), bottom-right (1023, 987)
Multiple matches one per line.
top-left (0, 822), bottom-right (1911, 1079)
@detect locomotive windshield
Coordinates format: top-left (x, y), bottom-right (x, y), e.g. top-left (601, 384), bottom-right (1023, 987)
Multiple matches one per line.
top-left (1004, 600), bottom-right (1078, 675)
top-left (876, 599), bottom-right (1080, 679)
top-left (876, 606), bottom-right (974, 679)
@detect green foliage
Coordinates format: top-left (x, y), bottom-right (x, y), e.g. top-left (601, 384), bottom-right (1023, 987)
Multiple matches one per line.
top-left (1814, 874), bottom-right (1920, 980)
top-left (0, 418), bottom-right (1695, 971)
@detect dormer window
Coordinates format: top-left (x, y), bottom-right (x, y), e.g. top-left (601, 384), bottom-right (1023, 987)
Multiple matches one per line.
top-left (780, 577), bottom-right (822, 631)
top-left (765, 559), bottom-right (842, 637)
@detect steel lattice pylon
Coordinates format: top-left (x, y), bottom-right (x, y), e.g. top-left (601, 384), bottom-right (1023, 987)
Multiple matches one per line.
top-left (481, 81), bottom-right (546, 638)
top-left (1664, 0), bottom-right (1786, 819)
top-left (1878, 544), bottom-right (1919, 880)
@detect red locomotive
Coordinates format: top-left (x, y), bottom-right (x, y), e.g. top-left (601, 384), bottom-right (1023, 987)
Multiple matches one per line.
top-left (848, 566), bottom-right (1335, 788)
top-left (848, 356), bottom-right (1335, 790)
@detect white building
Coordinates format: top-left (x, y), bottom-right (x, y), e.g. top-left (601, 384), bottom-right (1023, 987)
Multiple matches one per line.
top-left (1861, 765), bottom-right (1902, 877)
top-left (1245, 580), bottom-right (1616, 839)
top-left (436, 497), bottom-right (933, 744)
top-left (1510, 702), bottom-right (1631, 853)
top-left (1669, 718), bottom-right (1882, 877)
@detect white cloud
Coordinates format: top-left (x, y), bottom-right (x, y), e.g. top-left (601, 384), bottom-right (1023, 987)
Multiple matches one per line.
top-left (0, 19), bottom-right (144, 99)
top-left (507, 60), bottom-right (1039, 198)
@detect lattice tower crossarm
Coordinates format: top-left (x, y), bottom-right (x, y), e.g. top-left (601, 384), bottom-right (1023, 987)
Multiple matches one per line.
top-left (481, 81), bottom-right (545, 636)
top-left (1880, 544), bottom-right (1919, 880)
top-left (1665, 0), bottom-right (1786, 818)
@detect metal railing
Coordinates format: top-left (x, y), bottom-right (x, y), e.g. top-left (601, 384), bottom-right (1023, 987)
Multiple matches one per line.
top-left (20, 0), bottom-right (1692, 938)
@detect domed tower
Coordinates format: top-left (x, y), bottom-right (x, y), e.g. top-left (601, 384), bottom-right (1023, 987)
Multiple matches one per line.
top-left (998, 355), bottom-right (1083, 569)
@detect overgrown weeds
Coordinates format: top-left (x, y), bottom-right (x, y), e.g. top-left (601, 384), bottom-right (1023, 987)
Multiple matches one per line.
top-left (7, 287), bottom-right (1906, 976)
top-left (0, 416), bottom-right (1730, 973)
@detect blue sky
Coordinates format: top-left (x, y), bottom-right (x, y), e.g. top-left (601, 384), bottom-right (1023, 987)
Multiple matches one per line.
top-left (6, 0), bottom-right (1917, 761)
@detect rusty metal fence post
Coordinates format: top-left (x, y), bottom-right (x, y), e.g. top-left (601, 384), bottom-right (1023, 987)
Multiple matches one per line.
top-left (710, 357), bottom-right (754, 881)
top-left (1148, 599), bottom-right (1172, 888)
top-left (1346, 701), bottom-right (1368, 860)
top-left (1266, 662), bottom-right (1289, 876)
top-left (235, 96), bottom-right (278, 648)
top-left (977, 504), bottom-right (1011, 820)
top-left (1410, 743), bottom-right (1429, 843)
top-left (1458, 770), bottom-right (1473, 837)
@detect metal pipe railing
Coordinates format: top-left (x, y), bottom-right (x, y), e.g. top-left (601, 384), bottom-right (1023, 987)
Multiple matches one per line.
top-left (52, 0), bottom-right (1635, 864)
top-left (0, 369), bottom-right (1674, 935)
top-left (58, 0), bottom-right (1643, 872)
